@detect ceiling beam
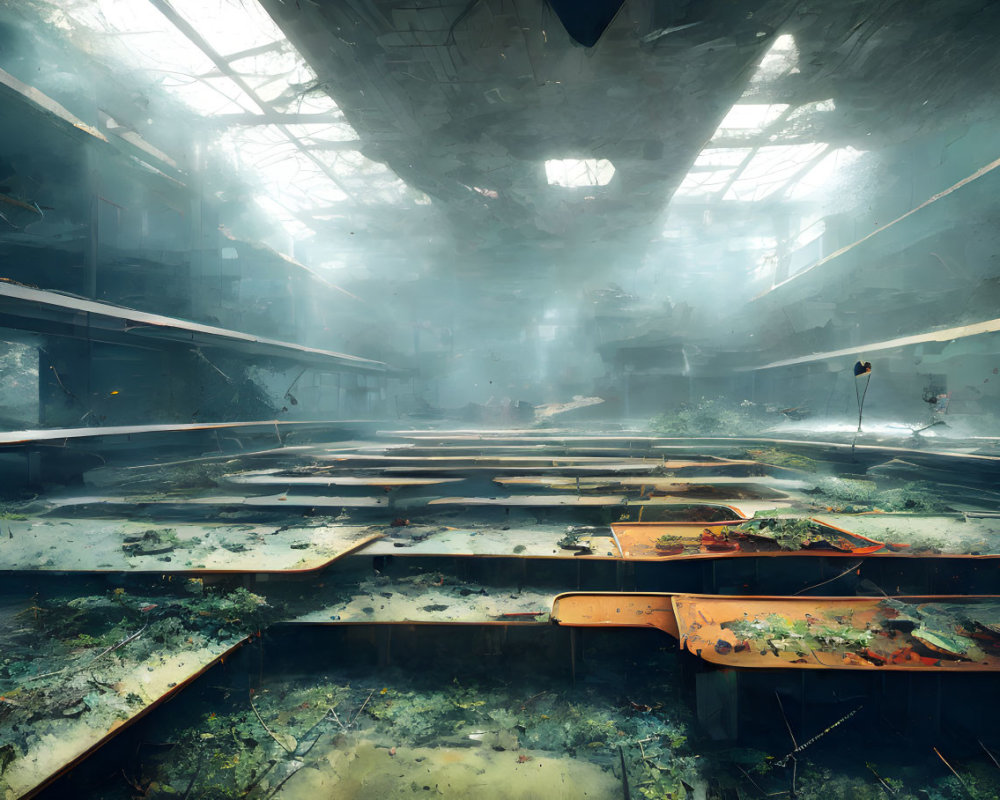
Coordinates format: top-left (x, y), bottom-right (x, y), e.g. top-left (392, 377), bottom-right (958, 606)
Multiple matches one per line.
top-left (147, 0), bottom-right (359, 202)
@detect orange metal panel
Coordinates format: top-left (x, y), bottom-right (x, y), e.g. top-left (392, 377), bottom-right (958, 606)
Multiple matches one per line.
top-left (672, 594), bottom-right (1000, 671)
top-left (550, 592), bottom-right (679, 639)
top-left (610, 520), bottom-right (888, 561)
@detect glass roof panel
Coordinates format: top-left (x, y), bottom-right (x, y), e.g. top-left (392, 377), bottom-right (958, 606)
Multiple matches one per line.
top-left (675, 169), bottom-right (739, 199)
top-left (723, 144), bottom-right (828, 202)
top-left (692, 148), bottom-right (752, 169)
top-left (174, 75), bottom-right (261, 116)
top-left (711, 104), bottom-right (790, 140)
top-left (283, 123), bottom-right (358, 145)
top-left (545, 159), bottom-right (616, 187)
top-left (786, 146), bottom-right (866, 201)
top-left (62, 0), bottom-right (216, 76)
top-left (169, 0), bottom-right (285, 57)
top-left (748, 33), bottom-right (800, 89)
top-left (34, 0), bottom-right (449, 243)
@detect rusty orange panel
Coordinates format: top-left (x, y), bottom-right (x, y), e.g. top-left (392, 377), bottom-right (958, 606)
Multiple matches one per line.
top-left (672, 594), bottom-right (1000, 671)
top-left (610, 520), bottom-right (888, 561)
top-left (611, 504), bottom-right (748, 525)
top-left (551, 592), bottom-right (679, 639)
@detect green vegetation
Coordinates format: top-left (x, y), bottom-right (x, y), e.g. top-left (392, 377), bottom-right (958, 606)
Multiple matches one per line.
top-left (723, 612), bottom-right (875, 656)
top-left (733, 518), bottom-right (827, 550)
top-left (744, 447), bottom-right (823, 471)
top-left (651, 398), bottom-right (766, 436)
top-left (105, 671), bottom-right (702, 799)
top-left (812, 477), bottom-right (950, 513)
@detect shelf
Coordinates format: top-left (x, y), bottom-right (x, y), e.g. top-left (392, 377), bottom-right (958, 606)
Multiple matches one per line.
top-left (0, 419), bottom-right (369, 447)
top-left (0, 281), bottom-right (387, 371)
top-left (745, 315), bottom-right (1000, 371)
top-left (0, 516), bottom-right (382, 574)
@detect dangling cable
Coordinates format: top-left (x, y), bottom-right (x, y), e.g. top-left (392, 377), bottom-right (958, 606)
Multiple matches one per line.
top-left (855, 371), bottom-right (871, 433)
top-left (851, 361), bottom-right (872, 454)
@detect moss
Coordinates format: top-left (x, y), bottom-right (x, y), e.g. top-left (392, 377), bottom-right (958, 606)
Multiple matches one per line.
top-left (744, 447), bottom-right (822, 471)
top-left (811, 478), bottom-right (950, 513)
top-left (651, 398), bottom-right (766, 436)
top-left (654, 533), bottom-right (686, 549)
top-left (723, 612), bottom-right (875, 655)
top-left (734, 518), bottom-right (826, 550)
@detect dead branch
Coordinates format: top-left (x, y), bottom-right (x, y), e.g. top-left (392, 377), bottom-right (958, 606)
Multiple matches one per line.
top-left (249, 693), bottom-right (296, 754)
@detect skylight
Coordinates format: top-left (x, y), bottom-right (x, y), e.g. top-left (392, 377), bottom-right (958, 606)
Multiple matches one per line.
top-left (48, 0), bottom-right (419, 248)
top-left (786, 146), bottom-right (865, 200)
top-left (673, 32), bottom-right (868, 206)
top-left (674, 149), bottom-right (750, 198)
top-left (711, 104), bottom-right (790, 140)
top-left (545, 159), bottom-right (616, 187)
top-left (168, 0), bottom-right (285, 56)
top-left (747, 33), bottom-right (800, 90)
top-left (722, 144), bottom-right (828, 202)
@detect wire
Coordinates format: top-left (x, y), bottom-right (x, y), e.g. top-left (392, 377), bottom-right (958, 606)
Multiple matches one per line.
top-left (854, 371), bottom-right (871, 433)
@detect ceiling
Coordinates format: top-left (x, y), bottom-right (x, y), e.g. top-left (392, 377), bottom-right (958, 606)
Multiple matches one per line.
top-left (5, 0), bottom-right (1000, 400)
top-left (258, 0), bottom-right (1000, 284)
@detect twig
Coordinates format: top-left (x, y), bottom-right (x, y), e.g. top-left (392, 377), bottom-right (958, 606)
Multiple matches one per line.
top-left (980, 739), bottom-right (1000, 770)
top-left (793, 561), bottom-right (863, 595)
top-left (181, 749), bottom-right (204, 800)
top-left (934, 747), bottom-right (974, 797)
top-left (521, 690), bottom-right (548, 708)
top-left (774, 692), bottom-right (798, 797)
top-left (82, 625), bottom-right (147, 668)
top-left (121, 768), bottom-right (147, 795)
top-left (240, 758), bottom-right (278, 795)
top-left (774, 692), bottom-right (798, 749)
top-left (264, 761), bottom-right (305, 800)
top-left (193, 348), bottom-right (232, 383)
top-left (49, 365), bottom-right (77, 400)
top-left (297, 725), bottom-right (329, 758)
top-left (25, 625), bottom-right (147, 682)
top-left (775, 706), bottom-right (862, 768)
top-left (328, 707), bottom-right (348, 733)
top-left (349, 688), bottom-right (376, 727)
top-left (283, 368), bottom-right (308, 403)
top-left (866, 762), bottom-right (897, 794)
top-left (736, 764), bottom-right (769, 798)
top-left (249, 693), bottom-right (296, 754)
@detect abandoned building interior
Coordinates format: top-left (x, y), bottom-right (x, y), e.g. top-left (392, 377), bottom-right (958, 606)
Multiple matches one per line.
top-left (1, 0), bottom-right (999, 798)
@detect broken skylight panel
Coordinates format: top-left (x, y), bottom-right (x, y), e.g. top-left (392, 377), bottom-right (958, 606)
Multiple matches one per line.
top-left (675, 170), bottom-right (737, 199)
top-left (545, 159), bottom-right (616, 188)
top-left (746, 33), bottom-right (800, 91)
top-left (49, 0), bottom-right (415, 243)
top-left (219, 126), bottom-right (349, 207)
top-left (710, 104), bottom-right (790, 140)
top-left (722, 143), bottom-right (828, 202)
top-left (314, 149), bottom-right (392, 178)
top-left (792, 215), bottom-right (826, 249)
top-left (673, 149), bottom-right (751, 199)
top-left (228, 46), bottom-right (312, 105)
top-left (284, 123), bottom-right (359, 146)
top-left (692, 149), bottom-right (752, 168)
top-left (60, 0), bottom-right (214, 80)
top-left (311, 150), bottom-right (414, 204)
top-left (785, 146), bottom-right (866, 201)
top-left (254, 194), bottom-right (313, 239)
top-left (181, 75), bottom-right (262, 116)
top-left (55, 0), bottom-right (263, 117)
top-left (286, 91), bottom-right (344, 117)
top-left (769, 99), bottom-right (837, 142)
top-left (167, 0), bottom-right (285, 58)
